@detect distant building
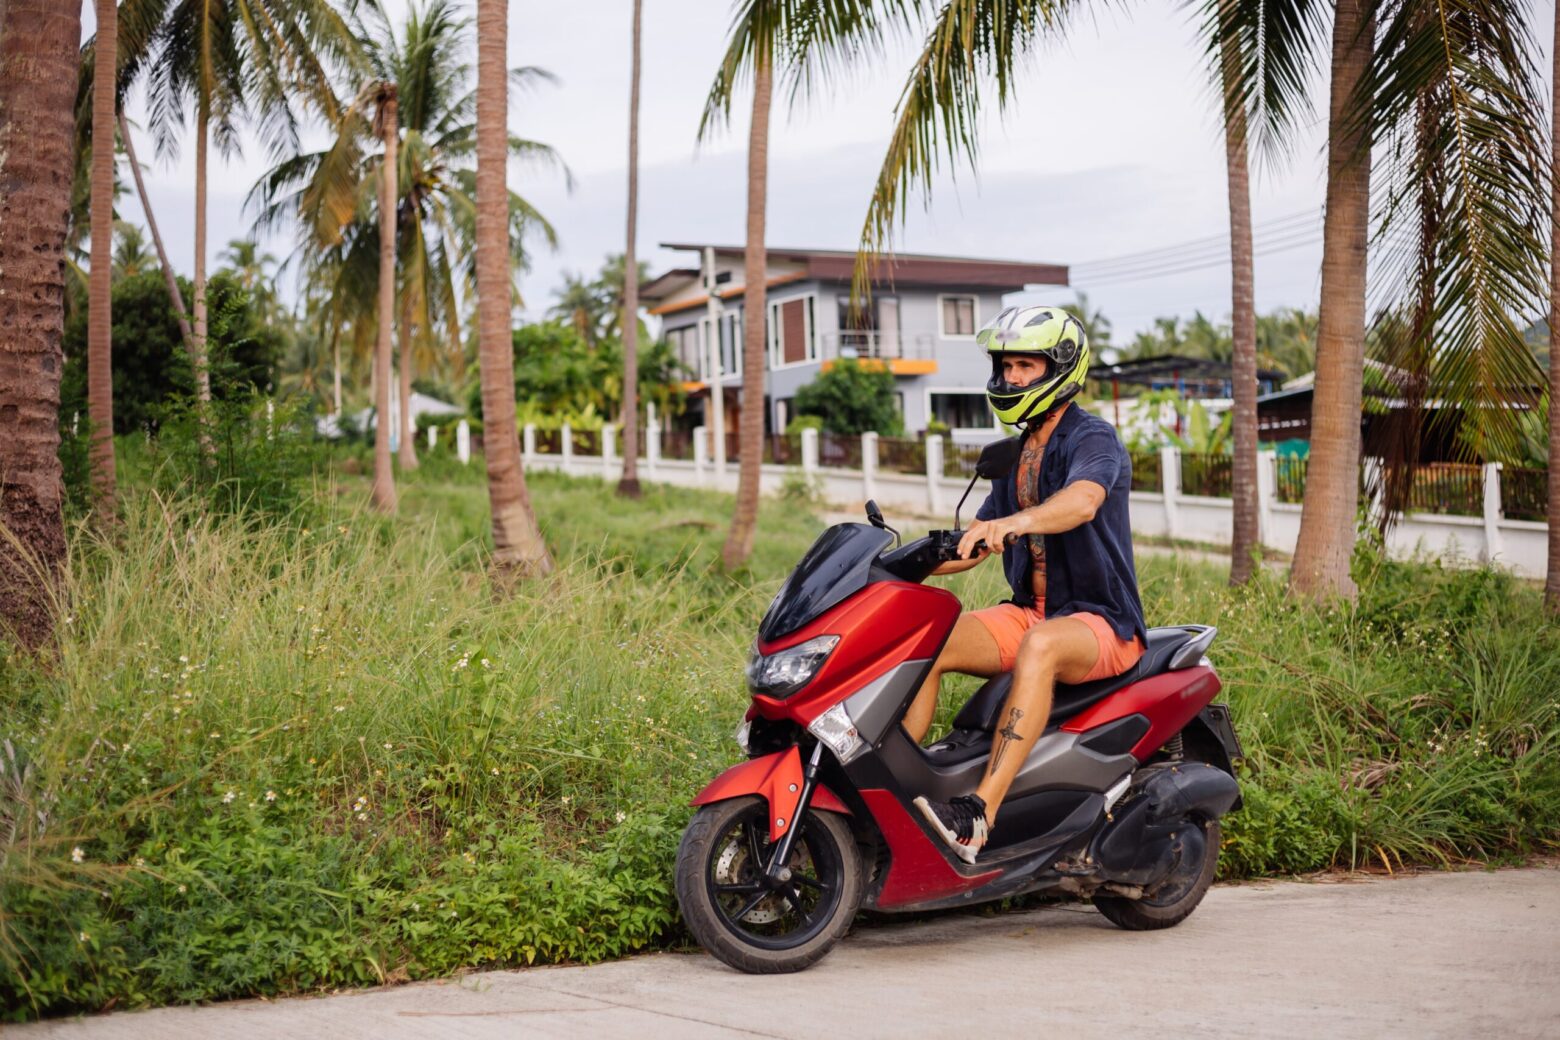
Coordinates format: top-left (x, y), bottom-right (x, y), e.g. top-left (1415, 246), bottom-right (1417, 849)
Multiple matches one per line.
top-left (1087, 354), bottom-right (1288, 440)
top-left (639, 244), bottom-right (1068, 439)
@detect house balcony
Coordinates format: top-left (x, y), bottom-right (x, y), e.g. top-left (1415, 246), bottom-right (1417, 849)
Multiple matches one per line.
top-left (819, 332), bottom-right (937, 375)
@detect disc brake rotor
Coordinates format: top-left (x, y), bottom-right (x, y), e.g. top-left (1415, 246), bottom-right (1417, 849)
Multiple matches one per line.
top-left (716, 834), bottom-right (784, 924)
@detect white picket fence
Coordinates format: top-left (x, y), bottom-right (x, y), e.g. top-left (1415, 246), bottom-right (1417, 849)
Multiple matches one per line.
top-left (442, 418), bottom-right (1548, 580)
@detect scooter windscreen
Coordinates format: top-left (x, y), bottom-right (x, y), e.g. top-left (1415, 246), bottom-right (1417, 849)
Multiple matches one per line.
top-left (758, 524), bottom-right (894, 643)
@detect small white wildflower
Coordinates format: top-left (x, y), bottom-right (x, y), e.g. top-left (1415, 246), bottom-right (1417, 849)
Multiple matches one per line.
top-left (614, 812), bottom-right (627, 824)
top-left (561, 795), bottom-right (571, 805)
top-left (491, 767), bottom-right (499, 776)
top-left (221, 790), bottom-right (236, 804)
top-left (334, 705), bottom-right (346, 713)
top-left (71, 846), bottom-right (85, 863)
top-left (480, 658), bottom-right (491, 669)
top-left (133, 857), bottom-right (146, 868)
top-left (178, 655), bottom-right (189, 664)
top-left (383, 742), bottom-right (393, 750)
top-left (177, 884), bottom-right (187, 893)
top-left (265, 790), bottom-right (277, 802)
top-left (79, 931), bottom-right (90, 943)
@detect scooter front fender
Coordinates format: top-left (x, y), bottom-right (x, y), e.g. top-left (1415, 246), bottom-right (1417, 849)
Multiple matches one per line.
top-left (692, 747), bottom-right (851, 844)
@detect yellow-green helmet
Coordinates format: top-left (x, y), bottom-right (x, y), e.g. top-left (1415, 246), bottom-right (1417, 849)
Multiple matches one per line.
top-left (978, 305), bottom-right (1091, 427)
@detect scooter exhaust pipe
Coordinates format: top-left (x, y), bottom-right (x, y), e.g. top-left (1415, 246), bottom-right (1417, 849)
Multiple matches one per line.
top-left (1091, 763), bottom-right (1240, 888)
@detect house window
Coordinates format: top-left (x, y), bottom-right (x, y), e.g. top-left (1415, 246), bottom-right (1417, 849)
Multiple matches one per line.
top-left (941, 295), bottom-right (977, 337)
top-left (929, 391), bottom-right (992, 430)
top-left (722, 312), bottom-right (743, 375)
top-left (665, 325), bottom-right (702, 380)
top-left (768, 294), bottom-right (817, 367)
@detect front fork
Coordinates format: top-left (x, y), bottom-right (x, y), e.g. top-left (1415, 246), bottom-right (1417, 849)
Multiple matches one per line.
top-left (763, 743), bottom-right (825, 880)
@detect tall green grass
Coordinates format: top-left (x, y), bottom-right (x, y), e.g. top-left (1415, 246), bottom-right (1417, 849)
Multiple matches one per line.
top-left (2, 464), bottom-right (1556, 1018)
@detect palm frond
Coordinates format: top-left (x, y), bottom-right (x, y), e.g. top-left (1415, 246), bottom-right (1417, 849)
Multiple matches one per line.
top-left (850, 0), bottom-right (1083, 298)
top-left (1362, 0), bottom-right (1548, 519)
top-left (1189, 0), bottom-right (1329, 168)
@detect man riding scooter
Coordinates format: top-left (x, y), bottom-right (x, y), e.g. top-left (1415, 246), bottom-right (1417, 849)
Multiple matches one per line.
top-left (910, 305), bottom-right (1149, 863)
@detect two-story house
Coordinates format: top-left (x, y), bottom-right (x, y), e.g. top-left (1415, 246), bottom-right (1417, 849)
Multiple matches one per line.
top-left (638, 243), bottom-right (1069, 440)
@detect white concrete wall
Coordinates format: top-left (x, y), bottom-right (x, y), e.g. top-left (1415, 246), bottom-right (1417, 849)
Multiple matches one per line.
top-left (510, 425), bottom-right (1550, 580)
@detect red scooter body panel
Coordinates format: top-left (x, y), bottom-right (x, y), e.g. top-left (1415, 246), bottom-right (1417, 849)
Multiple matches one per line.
top-left (858, 789), bottom-right (999, 909)
top-left (753, 582), bottom-right (961, 727)
top-left (691, 747), bottom-right (851, 843)
top-left (1061, 665), bottom-right (1223, 760)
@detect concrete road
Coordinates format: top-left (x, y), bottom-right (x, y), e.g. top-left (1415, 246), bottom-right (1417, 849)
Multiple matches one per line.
top-left (13, 867), bottom-right (1558, 1040)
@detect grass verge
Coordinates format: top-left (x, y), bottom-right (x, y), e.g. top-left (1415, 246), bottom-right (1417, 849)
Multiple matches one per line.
top-left (2, 463), bottom-right (1556, 1018)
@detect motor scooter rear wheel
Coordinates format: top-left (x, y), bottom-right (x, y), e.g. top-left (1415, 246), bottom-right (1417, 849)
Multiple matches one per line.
top-left (676, 795), bottom-right (862, 973)
top-left (1093, 817), bottom-right (1220, 930)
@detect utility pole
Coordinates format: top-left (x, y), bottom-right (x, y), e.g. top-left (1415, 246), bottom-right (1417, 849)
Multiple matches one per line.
top-left (704, 246), bottom-right (727, 476)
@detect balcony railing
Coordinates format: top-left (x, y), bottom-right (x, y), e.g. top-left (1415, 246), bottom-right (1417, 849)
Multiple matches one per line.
top-left (819, 331), bottom-right (934, 362)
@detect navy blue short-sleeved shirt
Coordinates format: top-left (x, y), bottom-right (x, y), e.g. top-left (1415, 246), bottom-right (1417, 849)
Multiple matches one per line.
top-left (975, 404), bottom-right (1147, 645)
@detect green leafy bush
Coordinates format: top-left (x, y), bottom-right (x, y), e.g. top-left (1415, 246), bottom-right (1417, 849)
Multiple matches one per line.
top-left (793, 360), bottom-right (904, 436)
top-left (3, 473), bottom-right (1556, 1020)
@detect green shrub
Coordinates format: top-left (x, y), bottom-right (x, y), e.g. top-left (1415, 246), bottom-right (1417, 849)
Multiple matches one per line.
top-left (793, 360), bottom-right (904, 436)
top-left (3, 472), bottom-right (1557, 1019)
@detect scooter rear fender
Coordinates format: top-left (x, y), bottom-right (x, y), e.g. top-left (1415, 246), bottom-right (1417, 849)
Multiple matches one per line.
top-left (692, 747), bottom-right (852, 843)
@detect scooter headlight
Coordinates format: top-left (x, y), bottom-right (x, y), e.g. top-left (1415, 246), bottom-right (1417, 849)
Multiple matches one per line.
top-left (746, 635), bottom-right (839, 697)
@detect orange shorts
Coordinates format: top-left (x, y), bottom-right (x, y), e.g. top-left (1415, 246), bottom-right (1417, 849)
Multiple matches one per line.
top-left (969, 602), bottom-right (1145, 682)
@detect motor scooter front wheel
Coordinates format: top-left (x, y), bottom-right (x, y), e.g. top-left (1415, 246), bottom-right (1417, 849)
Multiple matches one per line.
top-left (675, 795), bottom-right (862, 973)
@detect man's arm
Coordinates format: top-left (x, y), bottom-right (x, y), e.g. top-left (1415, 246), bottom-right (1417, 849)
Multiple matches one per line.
top-left (955, 481), bottom-right (1107, 561)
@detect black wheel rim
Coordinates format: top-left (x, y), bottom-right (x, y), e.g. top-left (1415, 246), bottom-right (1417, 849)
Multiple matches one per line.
top-left (705, 804), bottom-right (845, 951)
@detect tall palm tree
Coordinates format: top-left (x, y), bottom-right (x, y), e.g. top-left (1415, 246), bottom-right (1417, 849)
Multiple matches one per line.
top-left (1288, 0), bottom-right (1374, 599)
top-left (88, 0), bottom-right (119, 517)
top-left (704, 0), bottom-right (909, 570)
top-left (1306, 0), bottom-right (1547, 598)
top-left (618, 0), bottom-right (646, 498)
top-left (1220, 2), bottom-right (1258, 586)
top-left (477, 0), bottom-right (553, 581)
top-left (251, 0), bottom-right (565, 447)
top-left (851, 0), bottom-right (1546, 602)
top-left (1549, 2), bottom-right (1560, 614)
top-left (118, 112), bottom-right (194, 349)
top-left (370, 83), bottom-right (399, 513)
top-left (136, 0), bottom-right (363, 412)
top-left (0, 0), bottom-right (80, 648)
top-left (217, 237), bottom-right (281, 323)
top-left (113, 223), bottom-right (156, 278)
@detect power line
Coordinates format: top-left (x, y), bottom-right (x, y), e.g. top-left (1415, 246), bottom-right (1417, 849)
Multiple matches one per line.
top-left (1074, 224), bottom-right (1323, 282)
top-left (1076, 230), bottom-right (1323, 287)
top-left (1070, 207), bottom-right (1322, 280)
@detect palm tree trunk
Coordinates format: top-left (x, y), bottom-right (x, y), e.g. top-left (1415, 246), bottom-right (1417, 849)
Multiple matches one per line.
top-left (331, 321), bottom-right (342, 415)
top-left (370, 86), bottom-right (399, 512)
top-left (88, 0), bottom-right (118, 518)
top-left (1547, 1), bottom-right (1560, 614)
top-left (1290, 0), bottom-right (1373, 602)
top-left (0, 0), bottom-right (79, 649)
top-left (476, 0), bottom-right (552, 582)
top-left (616, 0), bottom-right (645, 499)
top-left (1220, 0), bottom-right (1257, 585)
top-left (720, 53), bottom-right (773, 571)
top-left (398, 291), bottom-right (418, 470)
top-left (119, 113), bottom-right (194, 350)
top-left (192, 105), bottom-right (212, 407)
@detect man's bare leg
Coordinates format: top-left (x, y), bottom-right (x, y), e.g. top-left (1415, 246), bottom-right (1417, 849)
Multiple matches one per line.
top-left (974, 617), bottom-right (1099, 816)
top-left (902, 614), bottom-right (1003, 743)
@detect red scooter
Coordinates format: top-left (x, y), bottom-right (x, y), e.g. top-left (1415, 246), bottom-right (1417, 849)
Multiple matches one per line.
top-left (674, 437), bottom-right (1244, 973)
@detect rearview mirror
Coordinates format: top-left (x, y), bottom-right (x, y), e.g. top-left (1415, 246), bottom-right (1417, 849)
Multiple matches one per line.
top-left (975, 436), bottom-right (1023, 481)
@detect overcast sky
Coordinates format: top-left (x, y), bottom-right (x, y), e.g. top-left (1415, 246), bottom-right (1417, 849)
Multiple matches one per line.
top-left (94, 1), bottom-right (1555, 341)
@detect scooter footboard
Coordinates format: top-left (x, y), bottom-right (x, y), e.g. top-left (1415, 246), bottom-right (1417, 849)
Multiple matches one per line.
top-left (691, 747), bottom-right (851, 843)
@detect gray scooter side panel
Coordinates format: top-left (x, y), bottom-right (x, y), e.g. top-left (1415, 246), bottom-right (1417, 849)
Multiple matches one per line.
top-left (842, 661), bottom-right (1134, 802)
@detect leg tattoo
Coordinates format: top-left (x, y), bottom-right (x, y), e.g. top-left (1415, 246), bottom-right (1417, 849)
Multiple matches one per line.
top-left (991, 708), bottom-right (1026, 772)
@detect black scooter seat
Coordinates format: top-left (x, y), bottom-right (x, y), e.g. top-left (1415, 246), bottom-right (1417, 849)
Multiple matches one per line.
top-left (925, 626), bottom-right (1215, 764)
